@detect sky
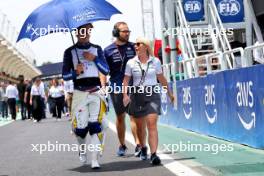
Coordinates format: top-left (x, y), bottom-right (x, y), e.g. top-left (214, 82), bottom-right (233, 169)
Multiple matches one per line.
top-left (0, 0), bottom-right (161, 66)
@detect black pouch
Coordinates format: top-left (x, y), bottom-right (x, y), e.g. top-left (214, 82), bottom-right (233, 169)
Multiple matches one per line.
top-left (134, 93), bottom-right (147, 107)
top-left (133, 94), bottom-right (149, 116)
top-left (134, 86), bottom-right (149, 106)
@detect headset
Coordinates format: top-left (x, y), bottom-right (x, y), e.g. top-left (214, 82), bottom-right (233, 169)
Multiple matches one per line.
top-left (112, 24), bottom-right (120, 38)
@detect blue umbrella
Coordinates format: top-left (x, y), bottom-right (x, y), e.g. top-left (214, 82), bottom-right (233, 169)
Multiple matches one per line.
top-left (17, 0), bottom-right (121, 42)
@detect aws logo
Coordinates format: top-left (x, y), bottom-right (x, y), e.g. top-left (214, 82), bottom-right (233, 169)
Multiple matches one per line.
top-left (217, 0), bottom-right (241, 16)
top-left (204, 85), bottom-right (217, 124)
top-left (161, 90), bottom-right (168, 115)
top-left (182, 87), bottom-right (192, 119)
top-left (236, 81), bottom-right (255, 130)
top-left (184, 1), bottom-right (202, 13)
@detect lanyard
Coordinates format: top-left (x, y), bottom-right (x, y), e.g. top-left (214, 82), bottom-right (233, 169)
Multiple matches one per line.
top-left (137, 61), bottom-right (150, 86)
top-left (116, 44), bottom-right (127, 72)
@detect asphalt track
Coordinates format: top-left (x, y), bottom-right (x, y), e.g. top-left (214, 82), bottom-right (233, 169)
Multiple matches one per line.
top-left (1, 110), bottom-right (264, 176)
top-left (0, 117), bottom-right (176, 176)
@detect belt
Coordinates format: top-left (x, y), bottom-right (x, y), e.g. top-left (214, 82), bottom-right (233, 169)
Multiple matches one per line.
top-left (84, 87), bottom-right (100, 93)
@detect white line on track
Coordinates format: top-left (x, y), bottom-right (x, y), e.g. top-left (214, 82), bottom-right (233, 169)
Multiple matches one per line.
top-left (108, 120), bottom-right (202, 176)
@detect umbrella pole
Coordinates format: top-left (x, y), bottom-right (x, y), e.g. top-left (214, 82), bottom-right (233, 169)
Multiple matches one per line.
top-left (70, 32), bottom-right (81, 64)
top-left (70, 32), bottom-right (84, 74)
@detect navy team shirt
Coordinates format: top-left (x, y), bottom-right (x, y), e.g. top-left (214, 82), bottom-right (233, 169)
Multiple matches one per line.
top-left (104, 42), bottom-right (136, 88)
top-left (62, 42), bottom-right (109, 91)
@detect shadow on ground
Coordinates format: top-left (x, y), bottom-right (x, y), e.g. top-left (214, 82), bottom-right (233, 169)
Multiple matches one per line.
top-left (69, 160), bottom-right (160, 173)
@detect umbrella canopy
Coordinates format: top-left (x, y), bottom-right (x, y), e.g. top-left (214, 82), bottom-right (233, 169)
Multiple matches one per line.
top-left (17, 0), bottom-right (121, 42)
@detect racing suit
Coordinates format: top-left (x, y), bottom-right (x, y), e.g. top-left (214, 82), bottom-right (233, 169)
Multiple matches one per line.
top-left (62, 42), bottom-right (109, 166)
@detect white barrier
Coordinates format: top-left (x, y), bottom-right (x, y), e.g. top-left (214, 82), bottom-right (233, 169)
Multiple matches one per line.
top-left (174, 46), bottom-right (257, 80)
top-left (244, 43), bottom-right (264, 66)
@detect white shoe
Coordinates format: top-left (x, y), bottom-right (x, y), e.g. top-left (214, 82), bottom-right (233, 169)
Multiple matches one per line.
top-left (79, 152), bottom-right (87, 164)
top-left (90, 134), bottom-right (100, 169)
top-left (91, 160), bottom-right (100, 169)
top-left (33, 120), bottom-right (37, 123)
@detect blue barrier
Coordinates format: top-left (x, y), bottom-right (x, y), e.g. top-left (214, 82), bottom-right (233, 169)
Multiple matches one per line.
top-left (159, 65), bottom-right (264, 148)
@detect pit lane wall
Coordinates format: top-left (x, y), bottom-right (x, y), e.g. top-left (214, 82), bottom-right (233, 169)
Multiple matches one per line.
top-left (159, 65), bottom-right (264, 148)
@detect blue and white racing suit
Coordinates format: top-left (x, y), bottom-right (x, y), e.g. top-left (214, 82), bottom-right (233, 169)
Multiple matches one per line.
top-left (62, 42), bottom-right (109, 162)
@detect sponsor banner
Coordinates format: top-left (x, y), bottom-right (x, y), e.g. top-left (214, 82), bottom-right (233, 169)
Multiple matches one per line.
top-left (183, 0), bottom-right (205, 21)
top-left (160, 65), bottom-right (264, 148)
top-left (215, 0), bottom-right (244, 23)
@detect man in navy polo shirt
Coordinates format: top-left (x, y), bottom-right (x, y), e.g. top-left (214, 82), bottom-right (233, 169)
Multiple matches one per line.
top-left (104, 22), bottom-right (140, 157)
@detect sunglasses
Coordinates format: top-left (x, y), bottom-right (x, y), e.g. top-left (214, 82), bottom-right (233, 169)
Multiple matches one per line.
top-left (135, 42), bottom-right (144, 47)
top-left (120, 30), bottom-right (131, 33)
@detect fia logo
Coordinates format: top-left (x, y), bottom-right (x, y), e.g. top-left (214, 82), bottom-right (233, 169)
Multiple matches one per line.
top-left (184, 1), bottom-right (202, 13)
top-left (236, 81), bottom-right (255, 130)
top-left (218, 0), bottom-right (240, 16)
top-left (204, 85), bottom-right (217, 124)
top-left (182, 87), bottom-right (192, 119)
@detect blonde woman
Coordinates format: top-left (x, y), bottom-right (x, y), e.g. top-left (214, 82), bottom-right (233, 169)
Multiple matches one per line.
top-left (123, 37), bottom-right (174, 165)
